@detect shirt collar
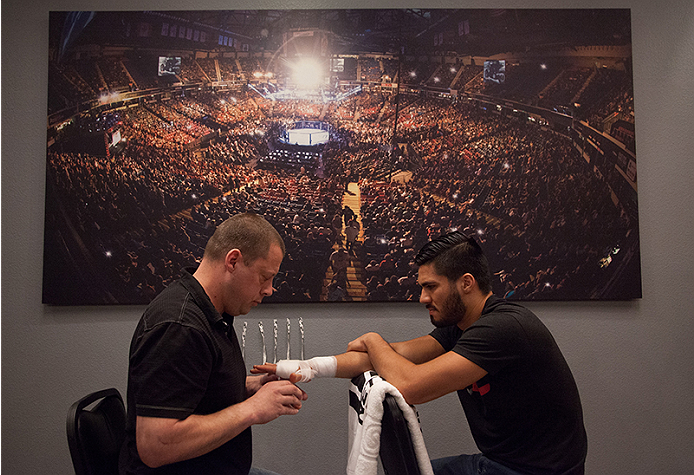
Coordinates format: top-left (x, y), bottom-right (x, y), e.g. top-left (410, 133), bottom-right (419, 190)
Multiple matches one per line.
top-left (180, 266), bottom-right (235, 329)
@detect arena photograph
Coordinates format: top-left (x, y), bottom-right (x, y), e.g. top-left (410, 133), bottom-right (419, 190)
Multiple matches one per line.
top-left (44, 9), bottom-right (641, 305)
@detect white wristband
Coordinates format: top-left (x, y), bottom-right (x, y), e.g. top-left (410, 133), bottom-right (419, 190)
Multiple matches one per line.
top-left (275, 356), bottom-right (337, 382)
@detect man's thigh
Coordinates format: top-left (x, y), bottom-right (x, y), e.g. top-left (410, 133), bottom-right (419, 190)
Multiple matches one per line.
top-left (431, 454), bottom-right (478, 475)
top-left (431, 454), bottom-right (526, 475)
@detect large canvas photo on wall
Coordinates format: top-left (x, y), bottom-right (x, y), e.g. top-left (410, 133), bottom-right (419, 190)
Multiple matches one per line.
top-left (44, 9), bottom-right (641, 305)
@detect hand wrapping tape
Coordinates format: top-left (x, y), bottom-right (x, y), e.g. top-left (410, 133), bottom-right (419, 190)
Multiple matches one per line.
top-left (275, 356), bottom-right (337, 382)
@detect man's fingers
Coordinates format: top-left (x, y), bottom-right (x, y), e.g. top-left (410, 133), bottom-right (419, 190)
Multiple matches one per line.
top-left (284, 396), bottom-right (303, 410)
top-left (347, 340), bottom-right (366, 352)
top-left (272, 381), bottom-right (306, 409)
top-left (251, 363), bottom-right (277, 374)
top-left (254, 365), bottom-right (307, 385)
top-left (272, 380), bottom-right (306, 397)
top-left (285, 383), bottom-right (309, 404)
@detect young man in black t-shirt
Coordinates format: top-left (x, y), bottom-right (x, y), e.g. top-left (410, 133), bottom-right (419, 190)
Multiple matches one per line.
top-left (255, 231), bottom-right (587, 475)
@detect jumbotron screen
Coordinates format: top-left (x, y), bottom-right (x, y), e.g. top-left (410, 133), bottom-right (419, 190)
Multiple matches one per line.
top-left (158, 56), bottom-right (181, 77)
top-left (483, 60), bottom-right (506, 84)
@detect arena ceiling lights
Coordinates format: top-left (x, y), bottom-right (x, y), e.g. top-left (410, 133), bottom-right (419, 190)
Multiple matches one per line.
top-left (289, 58), bottom-right (326, 90)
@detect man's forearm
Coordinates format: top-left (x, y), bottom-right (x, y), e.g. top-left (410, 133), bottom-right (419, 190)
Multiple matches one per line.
top-left (258, 336), bottom-right (443, 382)
top-left (359, 333), bottom-right (417, 388)
top-left (355, 333), bottom-right (487, 405)
top-left (136, 401), bottom-right (256, 468)
top-left (321, 335), bottom-right (443, 379)
top-left (137, 380), bottom-right (305, 468)
top-left (334, 350), bottom-right (373, 378)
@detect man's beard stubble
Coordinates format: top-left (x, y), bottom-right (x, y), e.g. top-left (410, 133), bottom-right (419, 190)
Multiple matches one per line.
top-left (430, 288), bottom-right (467, 328)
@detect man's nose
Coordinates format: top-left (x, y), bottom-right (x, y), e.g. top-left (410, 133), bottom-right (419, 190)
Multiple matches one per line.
top-left (262, 284), bottom-right (275, 297)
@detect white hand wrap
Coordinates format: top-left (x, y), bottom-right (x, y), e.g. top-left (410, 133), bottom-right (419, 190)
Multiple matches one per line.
top-left (275, 356), bottom-right (337, 382)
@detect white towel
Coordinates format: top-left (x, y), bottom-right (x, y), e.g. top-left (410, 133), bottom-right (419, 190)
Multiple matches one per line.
top-left (347, 371), bottom-right (434, 475)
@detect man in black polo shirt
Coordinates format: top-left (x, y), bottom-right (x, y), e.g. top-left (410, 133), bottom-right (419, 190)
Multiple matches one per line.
top-left (120, 213), bottom-right (307, 475)
top-left (256, 230), bottom-right (587, 475)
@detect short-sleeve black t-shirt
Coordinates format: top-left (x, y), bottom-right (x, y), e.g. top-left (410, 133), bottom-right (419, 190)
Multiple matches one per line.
top-left (120, 269), bottom-right (251, 475)
top-left (430, 296), bottom-right (587, 475)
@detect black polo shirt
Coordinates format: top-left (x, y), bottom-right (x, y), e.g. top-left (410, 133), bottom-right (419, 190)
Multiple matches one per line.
top-left (120, 268), bottom-right (251, 475)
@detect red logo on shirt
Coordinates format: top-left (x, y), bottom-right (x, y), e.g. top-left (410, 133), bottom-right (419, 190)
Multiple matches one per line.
top-left (471, 381), bottom-right (490, 396)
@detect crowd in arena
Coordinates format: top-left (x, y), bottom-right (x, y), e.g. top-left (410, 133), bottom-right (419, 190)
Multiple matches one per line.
top-left (45, 52), bottom-right (637, 304)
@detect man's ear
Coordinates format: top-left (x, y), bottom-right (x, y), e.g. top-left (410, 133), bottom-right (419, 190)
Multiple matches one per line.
top-left (225, 249), bottom-right (242, 272)
top-left (458, 273), bottom-right (476, 293)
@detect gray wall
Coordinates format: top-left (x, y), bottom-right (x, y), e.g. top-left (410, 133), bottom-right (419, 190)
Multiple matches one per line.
top-left (3, 0), bottom-right (693, 473)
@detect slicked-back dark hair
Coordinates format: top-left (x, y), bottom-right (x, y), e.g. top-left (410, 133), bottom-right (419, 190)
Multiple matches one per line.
top-left (203, 213), bottom-right (285, 264)
top-left (414, 231), bottom-right (493, 293)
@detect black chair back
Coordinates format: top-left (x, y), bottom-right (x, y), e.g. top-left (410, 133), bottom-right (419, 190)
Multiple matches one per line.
top-left (66, 388), bottom-right (126, 475)
top-left (379, 393), bottom-right (422, 475)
